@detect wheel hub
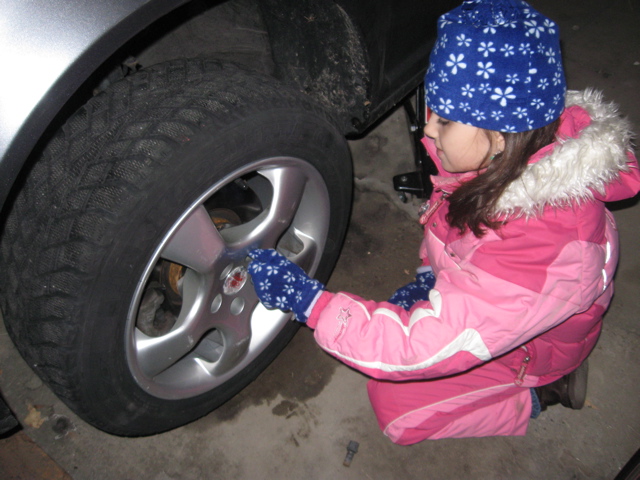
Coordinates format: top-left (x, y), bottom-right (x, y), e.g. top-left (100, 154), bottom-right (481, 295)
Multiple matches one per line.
top-left (223, 266), bottom-right (248, 295)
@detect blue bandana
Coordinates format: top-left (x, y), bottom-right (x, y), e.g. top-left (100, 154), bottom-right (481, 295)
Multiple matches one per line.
top-left (425, 0), bottom-right (566, 132)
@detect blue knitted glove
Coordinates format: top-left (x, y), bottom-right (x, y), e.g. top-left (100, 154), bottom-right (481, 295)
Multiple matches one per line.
top-left (388, 267), bottom-right (436, 311)
top-left (248, 249), bottom-right (324, 322)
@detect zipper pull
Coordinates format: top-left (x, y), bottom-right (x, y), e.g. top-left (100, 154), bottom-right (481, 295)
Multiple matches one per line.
top-left (419, 199), bottom-right (442, 225)
top-left (515, 355), bottom-right (530, 386)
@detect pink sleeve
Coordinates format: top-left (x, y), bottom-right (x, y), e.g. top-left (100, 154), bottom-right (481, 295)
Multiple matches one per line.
top-left (308, 209), bottom-right (613, 382)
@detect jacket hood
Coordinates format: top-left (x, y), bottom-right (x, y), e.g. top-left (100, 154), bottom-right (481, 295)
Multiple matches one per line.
top-left (495, 89), bottom-right (636, 216)
top-left (425, 89), bottom-right (638, 218)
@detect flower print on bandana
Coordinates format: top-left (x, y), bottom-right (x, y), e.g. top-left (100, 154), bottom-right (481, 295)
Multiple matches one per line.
top-left (543, 19), bottom-right (556, 34)
top-left (438, 98), bottom-right (455, 115)
top-left (439, 33), bottom-right (449, 50)
top-left (519, 42), bottom-right (531, 54)
top-left (476, 61), bottom-right (495, 79)
top-left (513, 107), bottom-right (528, 119)
top-left (501, 44), bottom-right (515, 57)
top-left (531, 98), bottom-right (545, 109)
top-left (478, 41), bottom-right (496, 57)
top-left (471, 110), bottom-right (486, 122)
top-left (491, 87), bottom-right (516, 107)
top-left (446, 54), bottom-right (467, 74)
top-left (552, 71), bottom-right (563, 86)
top-left (425, 0), bottom-right (566, 132)
top-left (544, 108), bottom-right (558, 122)
top-left (506, 74), bottom-right (519, 84)
top-left (545, 47), bottom-right (557, 64)
top-left (439, 17), bottom-right (453, 28)
top-left (457, 34), bottom-right (472, 47)
top-left (461, 84), bottom-right (476, 97)
top-left (524, 19), bottom-right (545, 38)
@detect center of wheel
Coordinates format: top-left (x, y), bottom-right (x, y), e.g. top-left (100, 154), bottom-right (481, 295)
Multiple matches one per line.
top-left (223, 266), bottom-right (248, 295)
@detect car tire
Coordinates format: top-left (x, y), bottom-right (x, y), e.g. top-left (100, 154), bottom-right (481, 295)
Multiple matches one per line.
top-left (0, 59), bottom-right (352, 436)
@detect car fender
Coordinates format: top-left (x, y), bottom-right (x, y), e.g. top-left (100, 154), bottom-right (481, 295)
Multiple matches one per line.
top-left (0, 0), bottom-right (188, 208)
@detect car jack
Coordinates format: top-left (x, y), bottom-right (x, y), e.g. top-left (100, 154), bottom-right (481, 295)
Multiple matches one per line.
top-left (393, 83), bottom-right (436, 202)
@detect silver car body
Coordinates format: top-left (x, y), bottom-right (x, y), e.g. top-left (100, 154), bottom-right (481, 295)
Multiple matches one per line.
top-left (0, 0), bottom-right (186, 206)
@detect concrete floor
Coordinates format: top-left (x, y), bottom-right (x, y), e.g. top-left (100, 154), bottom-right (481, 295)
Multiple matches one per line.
top-left (1, 0), bottom-right (639, 478)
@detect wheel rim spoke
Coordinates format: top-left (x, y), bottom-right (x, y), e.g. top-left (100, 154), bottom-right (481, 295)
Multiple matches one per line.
top-left (134, 270), bottom-right (209, 377)
top-left (135, 323), bottom-right (200, 378)
top-left (223, 166), bottom-right (307, 249)
top-left (208, 316), bottom-right (253, 375)
top-left (207, 279), bottom-right (263, 373)
top-left (161, 205), bottom-right (226, 273)
top-left (286, 237), bottom-right (320, 272)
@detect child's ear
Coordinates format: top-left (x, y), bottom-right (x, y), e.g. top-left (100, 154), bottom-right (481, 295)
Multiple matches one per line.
top-left (493, 131), bottom-right (506, 153)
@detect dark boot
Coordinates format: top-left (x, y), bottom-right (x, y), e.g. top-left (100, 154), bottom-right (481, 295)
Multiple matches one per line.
top-left (535, 360), bottom-right (589, 411)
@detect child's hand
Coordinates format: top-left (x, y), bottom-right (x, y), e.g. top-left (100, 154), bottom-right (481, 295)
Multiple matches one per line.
top-left (248, 249), bottom-right (324, 322)
top-left (388, 267), bottom-right (436, 311)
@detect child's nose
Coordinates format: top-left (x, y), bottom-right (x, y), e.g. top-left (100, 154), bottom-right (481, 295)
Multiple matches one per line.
top-left (423, 120), bottom-right (436, 140)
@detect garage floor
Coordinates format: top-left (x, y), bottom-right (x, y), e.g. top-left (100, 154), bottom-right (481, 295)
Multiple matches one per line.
top-left (1, 1), bottom-right (639, 478)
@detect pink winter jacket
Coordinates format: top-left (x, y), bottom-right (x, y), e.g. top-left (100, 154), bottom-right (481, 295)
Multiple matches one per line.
top-left (307, 90), bottom-right (640, 387)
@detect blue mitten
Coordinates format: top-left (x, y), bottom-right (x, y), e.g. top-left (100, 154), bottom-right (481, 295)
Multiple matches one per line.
top-left (388, 267), bottom-right (436, 311)
top-left (248, 249), bottom-right (324, 322)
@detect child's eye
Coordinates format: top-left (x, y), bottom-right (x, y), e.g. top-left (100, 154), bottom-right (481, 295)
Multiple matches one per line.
top-left (437, 118), bottom-right (450, 126)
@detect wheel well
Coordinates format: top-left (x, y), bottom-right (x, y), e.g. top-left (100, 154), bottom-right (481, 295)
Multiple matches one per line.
top-left (259, 0), bottom-right (370, 133)
top-left (126, 0), bottom-right (369, 133)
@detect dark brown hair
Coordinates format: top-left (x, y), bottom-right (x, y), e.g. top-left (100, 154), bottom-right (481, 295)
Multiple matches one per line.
top-left (445, 117), bottom-right (561, 237)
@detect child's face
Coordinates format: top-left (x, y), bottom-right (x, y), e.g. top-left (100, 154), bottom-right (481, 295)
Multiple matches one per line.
top-left (424, 112), bottom-right (504, 173)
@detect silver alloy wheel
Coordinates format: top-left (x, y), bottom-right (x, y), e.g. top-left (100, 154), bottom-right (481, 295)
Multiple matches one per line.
top-left (126, 157), bottom-right (330, 400)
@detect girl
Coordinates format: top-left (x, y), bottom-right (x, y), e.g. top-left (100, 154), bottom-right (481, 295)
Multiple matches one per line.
top-left (248, 0), bottom-right (640, 444)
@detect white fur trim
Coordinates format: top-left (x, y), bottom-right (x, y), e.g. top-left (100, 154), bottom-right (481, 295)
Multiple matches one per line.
top-left (495, 89), bottom-right (634, 217)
